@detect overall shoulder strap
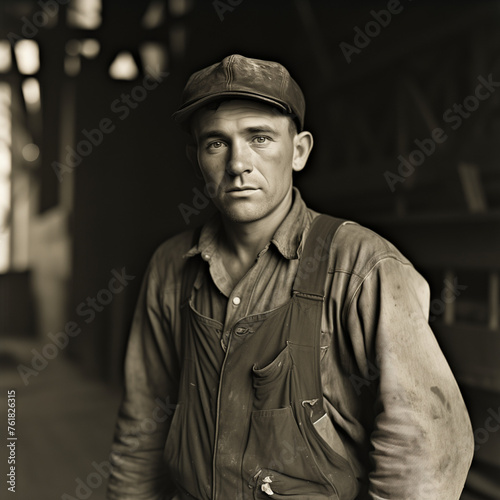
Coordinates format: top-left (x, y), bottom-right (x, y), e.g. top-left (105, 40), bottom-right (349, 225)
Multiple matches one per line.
top-left (290, 215), bottom-right (347, 426)
top-left (293, 214), bottom-right (346, 298)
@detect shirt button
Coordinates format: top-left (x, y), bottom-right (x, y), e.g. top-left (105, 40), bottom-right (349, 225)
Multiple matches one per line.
top-left (232, 296), bottom-right (241, 306)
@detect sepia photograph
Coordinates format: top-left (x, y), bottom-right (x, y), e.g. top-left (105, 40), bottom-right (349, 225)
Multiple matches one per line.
top-left (0, 0), bottom-right (499, 499)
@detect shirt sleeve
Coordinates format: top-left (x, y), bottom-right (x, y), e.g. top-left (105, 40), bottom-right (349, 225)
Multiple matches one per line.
top-left (346, 257), bottom-right (474, 500)
top-left (107, 255), bottom-right (180, 500)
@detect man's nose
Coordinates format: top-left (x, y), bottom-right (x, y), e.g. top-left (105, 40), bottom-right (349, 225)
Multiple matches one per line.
top-left (226, 143), bottom-right (253, 176)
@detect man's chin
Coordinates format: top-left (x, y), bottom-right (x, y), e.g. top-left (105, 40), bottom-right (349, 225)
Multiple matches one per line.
top-left (221, 210), bottom-right (263, 224)
top-left (217, 202), bottom-right (264, 224)
top-left (215, 200), bottom-right (265, 224)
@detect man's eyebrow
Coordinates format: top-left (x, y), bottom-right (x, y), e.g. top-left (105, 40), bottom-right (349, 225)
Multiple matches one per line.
top-left (196, 130), bottom-right (227, 143)
top-left (244, 126), bottom-right (280, 135)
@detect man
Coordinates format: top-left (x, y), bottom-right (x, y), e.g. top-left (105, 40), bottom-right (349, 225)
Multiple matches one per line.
top-left (107, 54), bottom-right (474, 500)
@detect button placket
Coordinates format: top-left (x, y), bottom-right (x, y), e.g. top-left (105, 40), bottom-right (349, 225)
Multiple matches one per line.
top-left (223, 249), bottom-right (265, 333)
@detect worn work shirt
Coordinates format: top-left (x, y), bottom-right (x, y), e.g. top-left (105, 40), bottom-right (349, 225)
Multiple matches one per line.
top-left (107, 188), bottom-right (474, 500)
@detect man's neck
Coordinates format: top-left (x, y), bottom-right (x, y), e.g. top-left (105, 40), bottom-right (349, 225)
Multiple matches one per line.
top-left (218, 189), bottom-right (294, 281)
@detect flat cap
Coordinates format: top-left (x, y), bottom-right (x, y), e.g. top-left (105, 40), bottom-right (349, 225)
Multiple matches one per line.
top-left (172, 54), bottom-right (306, 131)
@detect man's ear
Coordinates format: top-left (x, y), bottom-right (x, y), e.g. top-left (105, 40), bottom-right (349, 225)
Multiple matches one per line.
top-left (292, 131), bottom-right (314, 172)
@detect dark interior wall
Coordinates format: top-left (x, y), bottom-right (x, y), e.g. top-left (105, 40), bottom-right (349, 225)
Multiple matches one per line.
top-left (68, 34), bottom-right (194, 378)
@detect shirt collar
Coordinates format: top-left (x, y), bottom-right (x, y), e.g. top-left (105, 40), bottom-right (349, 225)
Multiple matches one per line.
top-left (183, 187), bottom-right (311, 261)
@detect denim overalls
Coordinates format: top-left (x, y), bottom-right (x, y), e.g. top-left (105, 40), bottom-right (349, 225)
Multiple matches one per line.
top-left (165, 215), bottom-right (359, 500)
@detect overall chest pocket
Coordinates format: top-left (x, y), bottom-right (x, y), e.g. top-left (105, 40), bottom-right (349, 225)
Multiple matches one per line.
top-left (242, 345), bottom-right (338, 499)
top-left (251, 344), bottom-right (293, 411)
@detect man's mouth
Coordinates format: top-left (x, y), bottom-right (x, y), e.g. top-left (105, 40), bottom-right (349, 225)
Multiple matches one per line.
top-left (227, 186), bottom-right (259, 193)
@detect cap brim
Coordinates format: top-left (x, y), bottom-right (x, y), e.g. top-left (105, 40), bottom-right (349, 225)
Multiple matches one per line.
top-left (172, 91), bottom-right (292, 126)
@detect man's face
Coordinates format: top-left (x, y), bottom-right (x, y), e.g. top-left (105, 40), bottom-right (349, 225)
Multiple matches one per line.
top-left (191, 100), bottom-right (298, 224)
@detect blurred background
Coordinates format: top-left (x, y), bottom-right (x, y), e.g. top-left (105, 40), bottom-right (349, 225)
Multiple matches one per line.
top-left (0, 0), bottom-right (499, 498)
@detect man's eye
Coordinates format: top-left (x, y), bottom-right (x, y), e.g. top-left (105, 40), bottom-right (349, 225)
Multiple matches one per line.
top-left (207, 141), bottom-right (225, 149)
top-left (253, 136), bottom-right (271, 144)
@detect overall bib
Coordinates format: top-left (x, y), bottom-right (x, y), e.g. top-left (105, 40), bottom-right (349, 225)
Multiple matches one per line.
top-left (165, 215), bottom-right (359, 500)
